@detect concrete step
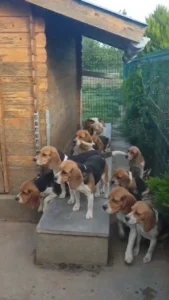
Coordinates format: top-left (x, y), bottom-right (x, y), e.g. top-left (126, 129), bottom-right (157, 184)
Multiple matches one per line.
top-left (36, 123), bottom-right (112, 266)
top-left (36, 195), bottom-right (110, 265)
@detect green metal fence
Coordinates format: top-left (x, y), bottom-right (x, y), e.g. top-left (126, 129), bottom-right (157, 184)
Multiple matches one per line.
top-left (81, 37), bottom-right (124, 136)
top-left (124, 50), bottom-right (169, 176)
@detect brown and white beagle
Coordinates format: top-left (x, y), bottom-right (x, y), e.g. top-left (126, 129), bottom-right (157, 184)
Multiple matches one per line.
top-left (126, 201), bottom-right (169, 263)
top-left (15, 171), bottom-right (61, 212)
top-left (112, 146), bottom-right (145, 178)
top-left (83, 117), bottom-right (105, 135)
top-left (112, 168), bottom-right (149, 200)
top-left (73, 130), bottom-right (95, 154)
top-left (102, 186), bottom-right (137, 264)
top-left (34, 146), bottom-right (68, 199)
top-left (55, 155), bottom-right (109, 219)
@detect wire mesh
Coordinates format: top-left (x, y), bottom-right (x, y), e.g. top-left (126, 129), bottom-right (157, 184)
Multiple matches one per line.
top-left (81, 37), bottom-right (124, 136)
top-left (124, 49), bottom-right (169, 176)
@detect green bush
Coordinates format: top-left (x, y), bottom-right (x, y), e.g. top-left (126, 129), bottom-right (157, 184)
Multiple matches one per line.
top-left (146, 174), bottom-right (169, 208)
top-left (123, 64), bottom-right (155, 169)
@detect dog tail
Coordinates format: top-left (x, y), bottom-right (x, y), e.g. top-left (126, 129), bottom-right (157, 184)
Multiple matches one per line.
top-left (112, 151), bottom-right (126, 156)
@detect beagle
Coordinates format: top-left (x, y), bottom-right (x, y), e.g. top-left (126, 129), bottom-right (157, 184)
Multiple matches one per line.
top-left (102, 186), bottom-right (137, 264)
top-left (112, 168), bottom-right (149, 200)
top-left (73, 130), bottom-right (110, 155)
top-left (73, 130), bottom-right (95, 154)
top-left (34, 146), bottom-right (68, 199)
top-left (15, 171), bottom-right (61, 212)
top-left (126, 201), bottom-right (169, 263)
top-left (56, 155), bottom-right (109, 219)
top-left (83, 117), bottom-right (105, 135)
top-left (34, 146), bottom-right (103, 198)
top-left (112, 146), bottom-right (145, 178)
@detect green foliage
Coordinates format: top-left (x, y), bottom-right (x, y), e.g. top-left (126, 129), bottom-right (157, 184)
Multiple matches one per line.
top-left (82, 37), bottom-right (122, 72)
top-left (82, 85), bottom-right (122, 123)
top-left (147, 174), bottom-right (169, 207)
top-left (123, 64), bottom-right (155, 168)
top-left (144, 5), bottom-right (169, 54)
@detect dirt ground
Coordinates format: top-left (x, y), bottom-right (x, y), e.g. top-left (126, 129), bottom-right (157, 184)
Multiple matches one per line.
top-left (0, 221), bottom-right (169, 300)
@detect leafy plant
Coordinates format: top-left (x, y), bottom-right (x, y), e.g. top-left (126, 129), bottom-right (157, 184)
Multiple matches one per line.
top-left (146, 173), bottom-right (169, 207)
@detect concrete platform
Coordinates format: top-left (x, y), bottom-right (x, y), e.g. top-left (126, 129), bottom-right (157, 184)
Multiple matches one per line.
top-left (36, 196), bottom-right (109, 265)
top-left (36, 123), bottom-right (112, 266)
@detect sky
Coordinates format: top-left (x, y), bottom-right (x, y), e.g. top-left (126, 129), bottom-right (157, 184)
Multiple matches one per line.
top-left (89, 0), bottom-right (169, 22)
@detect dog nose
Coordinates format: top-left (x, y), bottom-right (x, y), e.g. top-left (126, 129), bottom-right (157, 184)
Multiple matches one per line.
top-left (33, 157), bottom-right (37, 162)
top-left (125, 155), bottom-right (128, 159)
top-left (125, 216), bottom-right (129, 222)
top-left (111, 179), bottom-right (115, 184)
top-left (15, 196), bottom-right (19, 201)
top-left (102, 204), bottom-right (107, 211)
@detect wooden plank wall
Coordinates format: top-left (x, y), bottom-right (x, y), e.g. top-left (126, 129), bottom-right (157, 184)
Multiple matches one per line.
top-left (0, 0), bottom-right (47, 194)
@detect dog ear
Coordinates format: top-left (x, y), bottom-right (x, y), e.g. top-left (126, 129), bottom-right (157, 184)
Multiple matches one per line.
top-left (69, 167), bottom-right (83, 190)
top-left (121, 194), bottom-right (136, 214)
top-left (93, 135), bottom-right (104, 151)
top-left (48, 150), bottom-right (61, 170)
top-left (143, 209), bottom-right (156, 232)
top-left (27, 188), bottom-right (40, 209)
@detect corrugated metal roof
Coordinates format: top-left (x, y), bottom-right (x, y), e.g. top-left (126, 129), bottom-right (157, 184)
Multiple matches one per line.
top-left (79, 0), bottom-right (147, 27)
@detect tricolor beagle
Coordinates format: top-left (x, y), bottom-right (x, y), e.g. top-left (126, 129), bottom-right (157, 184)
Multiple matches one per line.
top-left (15, 171), bottom-right (61, 212)
top-left (34, 146), bottom-right (103, 199)
top-left (83, 117), bottom-right (105, 135)
top-left (102, 186), bottom-right (137, 264)
top-left (112, 146), bottom-right (145, 179)
top-left (126, 201), bottom-right (169, 263)
top-left (112, 168), bottom-right (149, 200)
top-left (56, 155), bottom-right (109, 219)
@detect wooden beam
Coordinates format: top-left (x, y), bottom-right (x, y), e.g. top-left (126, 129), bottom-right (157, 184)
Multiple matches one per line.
top-left (26, 0), bottom-right (146, 42)
top-left (83, 70), bottom-right (119, 79)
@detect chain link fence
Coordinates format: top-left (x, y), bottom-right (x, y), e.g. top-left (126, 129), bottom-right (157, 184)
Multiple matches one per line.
top-left (124, 50), bottom-right (169, 176)
top-left (81, 37), bottom-right (124, 136)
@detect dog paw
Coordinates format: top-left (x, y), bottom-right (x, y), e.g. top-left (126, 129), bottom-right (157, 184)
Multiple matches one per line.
top-left (59, 192), bottom-right (66, 199)
top-left (86, 211), bottom-right (93, 219)
top-left (124, 252), bottom-right (133, 264)
top-left (67, 198), bottom-right (74, 204)
top-left (133, 247), bottom-right (140, 257)
top-left (143, 253), bottom-right (152, 264)
top-left (73, 204), bottom-right (80, 211)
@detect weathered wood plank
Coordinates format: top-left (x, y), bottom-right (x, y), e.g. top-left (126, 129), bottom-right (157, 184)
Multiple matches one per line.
top-left (2, 90), bottom-right (32, 101)
top-left (7, 155), bottom-right (35, 167)
top-left (26, 0), bottom-right (146, 42)
top-left (0, 87), bottom-right (9, 192)
top-left (35, 32), bottom-right (46, 48)
top-left (0, 32), bottom-right (46, 48)
top-left (34, 18), bottom-right (45, 33)
top-left (0, 48), bottom-right (31, 62)
top-left (0, 63), bottom-right (47, 77)
top-left (6, 143), bottom-right (36, 156)
top-left (4, 106), bottom-right (34, 118)
top-left (0, 1), bottom-right (30, 17)
top-left (4, 98), bottom-right (33, 106)
top-left (36, 47), bottom-right (47, 62)
top-left (4, 118), bottom-right (34, 131)
top-left (5, 130), bottom-right (35, 144)
top-left (8, 166), bottom-right (37, 194)
top-left (0, 17), bottom-right (29, 33)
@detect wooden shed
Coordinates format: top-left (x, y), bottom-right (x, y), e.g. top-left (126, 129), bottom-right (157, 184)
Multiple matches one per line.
top-left (0, 0), bottom-right (147, 196)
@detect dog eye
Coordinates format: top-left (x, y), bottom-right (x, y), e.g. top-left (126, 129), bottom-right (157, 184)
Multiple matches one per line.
top-left (62, 171), bottom-right (68, 175)
top-left (113, 199), bottom-right (118, 204)
top-left (135, 212), bottom-right (140, 216)
top-left (42, 153), bottom-right (47, 157)
top-left (23, 191), bottom-right (28, 195)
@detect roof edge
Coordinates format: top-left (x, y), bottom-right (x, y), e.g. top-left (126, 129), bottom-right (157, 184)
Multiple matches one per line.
top-left (79, 0), bottom-right (147, 27)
